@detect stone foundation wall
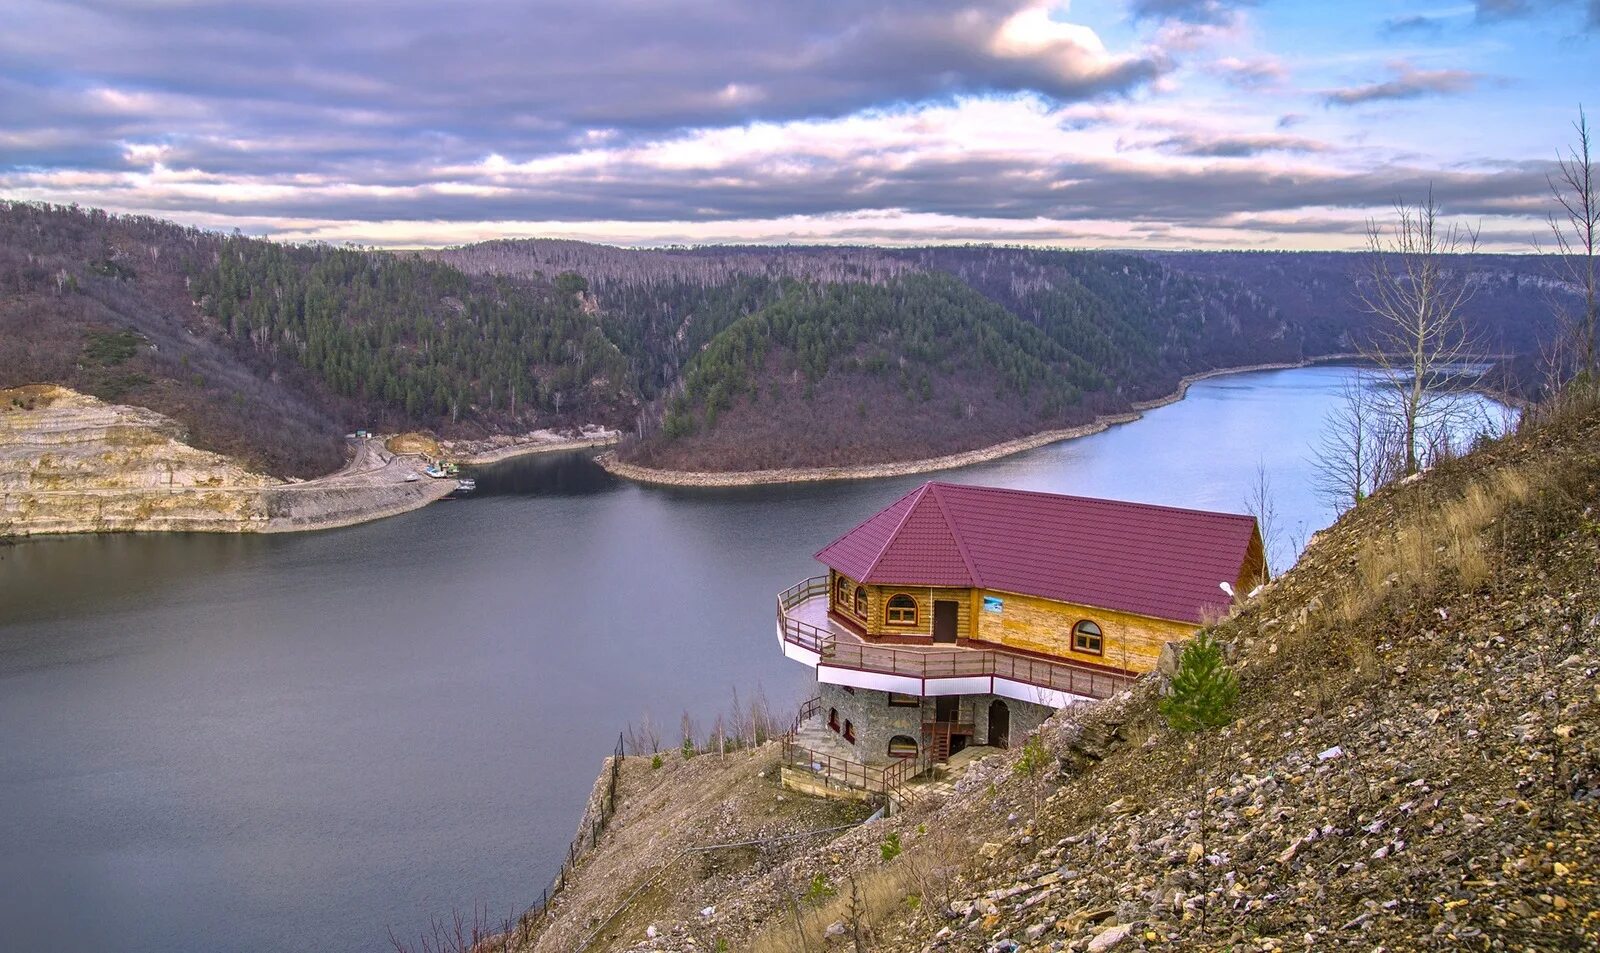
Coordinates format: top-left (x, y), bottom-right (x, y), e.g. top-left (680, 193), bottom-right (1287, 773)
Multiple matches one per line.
top-left (816, 681), bottom-right (1057, 764)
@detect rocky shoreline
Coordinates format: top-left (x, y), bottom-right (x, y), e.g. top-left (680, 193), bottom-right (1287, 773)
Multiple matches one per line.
top-left (450, 427), bottom-right (621, 465)
top-left (598, 360), bottom-right (1312, 488)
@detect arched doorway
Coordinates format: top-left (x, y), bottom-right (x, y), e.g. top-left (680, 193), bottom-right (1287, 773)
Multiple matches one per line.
top-left (988, 700), bottom-right (1010, 749)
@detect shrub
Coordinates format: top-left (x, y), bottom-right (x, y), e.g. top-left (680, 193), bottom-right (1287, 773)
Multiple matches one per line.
top-left (803, 873), bottom-right (836, 906)
top-left (880, 832), bottom-right (902, 863)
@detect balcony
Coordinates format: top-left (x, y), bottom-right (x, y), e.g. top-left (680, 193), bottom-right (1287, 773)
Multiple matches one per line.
top-left (776, 577), bottom-right (1137, 706)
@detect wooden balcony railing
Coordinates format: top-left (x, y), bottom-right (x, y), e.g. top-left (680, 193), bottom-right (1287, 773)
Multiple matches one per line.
top-left (777, 576), bottom-right (833, 654)
top-left (778, 576), bottom-right (1137, 702)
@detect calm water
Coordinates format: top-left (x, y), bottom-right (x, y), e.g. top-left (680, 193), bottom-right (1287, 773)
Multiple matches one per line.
top-left (0, 365), bottom-right (1506, 953)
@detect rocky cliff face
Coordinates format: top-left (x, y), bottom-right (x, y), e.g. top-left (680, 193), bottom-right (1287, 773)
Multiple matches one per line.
top-left (1, 384), bottom-right (280, 535)
top-left (1, 385), bottom-right (453, 535)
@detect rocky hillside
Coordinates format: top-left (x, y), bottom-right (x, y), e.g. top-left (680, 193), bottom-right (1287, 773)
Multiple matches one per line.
top-left (500, 391), bottom-right (1599, 952)
top-left (0, 384), bottom-right (281, 533)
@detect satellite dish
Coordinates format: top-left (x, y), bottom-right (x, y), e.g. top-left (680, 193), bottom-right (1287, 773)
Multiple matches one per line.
top-left (1218, 581), bottom-right (1236, 598)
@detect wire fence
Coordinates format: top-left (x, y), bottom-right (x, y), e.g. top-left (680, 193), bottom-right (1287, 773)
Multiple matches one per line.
top-left (499, 732), bottom-right (626, 943)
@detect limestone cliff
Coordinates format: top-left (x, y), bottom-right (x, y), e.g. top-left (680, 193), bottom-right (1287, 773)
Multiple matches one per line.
top-left (1, 385), bottom-right (451, 536)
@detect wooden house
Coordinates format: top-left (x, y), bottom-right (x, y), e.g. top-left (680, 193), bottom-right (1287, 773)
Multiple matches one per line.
top-left (777, 481), bottom-right (1265, 770)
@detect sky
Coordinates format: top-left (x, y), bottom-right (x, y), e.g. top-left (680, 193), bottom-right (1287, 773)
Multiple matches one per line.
top-left (2, 0), bottom-right (1596, 250)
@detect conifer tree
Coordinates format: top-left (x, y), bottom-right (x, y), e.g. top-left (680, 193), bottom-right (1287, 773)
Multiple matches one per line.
top-left (1158, 629), bottom-right (1238, 936)
top-left (1159, 631), bottom-right (1238, 732)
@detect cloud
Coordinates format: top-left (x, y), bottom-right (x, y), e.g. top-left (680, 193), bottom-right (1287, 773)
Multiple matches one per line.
top-left (1127, 0), bottom-right (1255, 25)
top-left (0, 0), bottom-right (1571, 253)
top-left (1382, 14), bottom-right (1446, 35)
top-left (1149, 132), bottom-right (1328, 157)
top-left (1322, 63), bottom-right (1484, 106)
top-left (2, 93), bottom-right (1555, 244)
top-left (1473, 0), bottom-right (1599, 28)
top-left (1208, 55), bottom-right (1288, 89)
top-left (0, 0), bottom-right (1166, 179)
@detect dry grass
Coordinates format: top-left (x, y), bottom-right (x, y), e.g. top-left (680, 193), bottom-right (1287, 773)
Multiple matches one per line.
top-left (748, 826), bottom-right (971, 953)
top-left (1328, 463), bottom-right (1542, 635)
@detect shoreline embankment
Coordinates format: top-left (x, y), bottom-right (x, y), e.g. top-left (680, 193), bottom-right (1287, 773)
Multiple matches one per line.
top-left (596, 360), bottom-right (1314, 488)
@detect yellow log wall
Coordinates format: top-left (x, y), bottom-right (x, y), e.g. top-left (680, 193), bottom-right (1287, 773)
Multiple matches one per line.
top-left (972, 590), bottom-right (1195, 673)
top-left (829, 571), bottom-right (975, 638)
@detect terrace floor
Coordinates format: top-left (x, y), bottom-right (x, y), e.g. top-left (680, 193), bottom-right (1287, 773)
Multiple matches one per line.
top-left (781, 586), bottom-right (1136, 703)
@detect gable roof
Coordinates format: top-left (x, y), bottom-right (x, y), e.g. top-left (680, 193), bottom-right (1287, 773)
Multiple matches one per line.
top-left (814, 481), bottom-right (1260, 625)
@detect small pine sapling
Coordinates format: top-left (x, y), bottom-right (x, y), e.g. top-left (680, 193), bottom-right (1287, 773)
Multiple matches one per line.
top-left (880, 832), bottom-right (902, 862)
top-left (1158, 629), bottom-right (1239, 936)
top-left (1159, 631), bottom-right (1239, 732)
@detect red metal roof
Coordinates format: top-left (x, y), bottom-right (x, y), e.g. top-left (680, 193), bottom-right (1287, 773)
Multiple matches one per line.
top-left (814, 482), bottom-right (1261, 625)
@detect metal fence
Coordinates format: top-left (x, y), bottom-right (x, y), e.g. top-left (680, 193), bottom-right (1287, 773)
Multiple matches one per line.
top-left (781, 695), bottom-right (929, 797)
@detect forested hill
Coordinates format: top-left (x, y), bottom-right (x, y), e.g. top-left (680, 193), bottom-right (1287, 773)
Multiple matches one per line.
top-left (0, 203), bottom-right (636, 476)
top-left (614, 259), bottom-right (1298, 471)
top-left (3, 203), bottom-right (1573, 478)
top-left (434, 241), bottom-right (1305, 471)
top-left (645, 274), bottom-right (1110, 470)
top-left (438, 239), bottom-right (1574, 471)
top-left (1140, 250), bottom-right (1573, 358)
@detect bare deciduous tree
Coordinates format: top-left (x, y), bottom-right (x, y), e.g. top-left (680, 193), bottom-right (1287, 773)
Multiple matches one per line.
top-left (1243, 461), bottom-right (1280, 576)
top-left (1312, 375), bottom-right (1404, 513)
top-left (1546, 105), bottom-right (1598, 380)
top-left (624, 711), bottom-right (662, 755)
top-left (1357, 189), bottom-right (1482, 477)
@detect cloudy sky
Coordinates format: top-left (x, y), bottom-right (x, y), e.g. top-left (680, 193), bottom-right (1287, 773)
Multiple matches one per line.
top-left (3, 0), bottom-right (1596, 249)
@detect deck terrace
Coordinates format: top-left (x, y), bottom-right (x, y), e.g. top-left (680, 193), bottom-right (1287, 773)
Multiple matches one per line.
top-left (777, 577), bottom-right (1136, 705)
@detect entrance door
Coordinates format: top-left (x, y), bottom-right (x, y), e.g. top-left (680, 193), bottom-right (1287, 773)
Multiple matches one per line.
top-left (988, 700), bottom-right (1011, 749)
top-left (934, 695), bottom-right (959, 723)
top-left (933, 600), bottom-right (959, 643)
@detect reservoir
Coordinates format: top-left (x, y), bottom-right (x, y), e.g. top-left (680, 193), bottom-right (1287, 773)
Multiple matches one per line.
top-left (0, 365), bottom-right (1508, 953)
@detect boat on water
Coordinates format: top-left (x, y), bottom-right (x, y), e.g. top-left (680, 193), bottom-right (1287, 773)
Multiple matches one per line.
top-left (448, 478), bottom-right (477, 497)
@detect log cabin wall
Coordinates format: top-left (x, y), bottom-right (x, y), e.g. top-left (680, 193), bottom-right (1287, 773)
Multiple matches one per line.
top-left (971, 590), bottom-right (1196, 674)
top-left (827, 570), bottom-right (1204, 671)
top-left (827, 570), bottom-right (974, 640)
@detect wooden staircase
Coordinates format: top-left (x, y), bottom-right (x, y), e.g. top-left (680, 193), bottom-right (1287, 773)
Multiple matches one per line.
top-left (921, 721), bottom-right (973, 764)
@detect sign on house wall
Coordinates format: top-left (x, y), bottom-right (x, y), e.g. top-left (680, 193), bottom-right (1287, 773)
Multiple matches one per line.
top-left (983, 596), bottom-right (1004, 614)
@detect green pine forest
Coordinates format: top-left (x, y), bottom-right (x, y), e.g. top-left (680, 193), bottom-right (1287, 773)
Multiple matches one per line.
top-left (187, 242), bottom-right (631, 424)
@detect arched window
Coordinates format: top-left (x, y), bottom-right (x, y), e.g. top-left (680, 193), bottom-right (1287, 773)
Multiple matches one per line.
top-left (828, 708), bottom-right (839, 731)
top-left (843, 720), bottom-right (855, 743)
top-left (853, 586), bottom-right (868, 618)
top-left (835, 575), bottom-right (851, 607)
top-left (1073, 619), bottom-right (1104, 655)
top-left (887, 735), bottom-right (919, 759)
top-left (885, 593), bottom-right (918, 626)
